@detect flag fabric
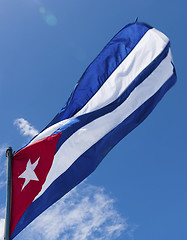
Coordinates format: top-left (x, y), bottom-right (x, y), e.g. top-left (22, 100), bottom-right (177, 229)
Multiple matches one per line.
top-left (10, 22), bottom-right (177, 239)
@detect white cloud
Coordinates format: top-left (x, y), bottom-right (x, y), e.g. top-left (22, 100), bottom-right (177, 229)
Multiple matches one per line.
top-left (0, 146), bottom-right (7, 161)
top-left (0, 208), bottom-right (5, 219)
top-left (14, 118), bottom-right (38, 138)
top-left (16, 183), bottom-right (130, 240)
top-left (0, 145), bottom-right (8, 189)
top-left (0, 219), bottom-right (5, 240)
top-left (0, 147), bottom-right (6, 240)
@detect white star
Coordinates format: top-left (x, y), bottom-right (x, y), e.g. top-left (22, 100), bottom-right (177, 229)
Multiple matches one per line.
top-left (18, 157), bottom-right (40, 191)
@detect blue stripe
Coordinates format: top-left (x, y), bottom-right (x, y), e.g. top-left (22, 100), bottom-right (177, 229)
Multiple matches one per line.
top-left (43, 23), bottom-right (151, 129)
top-left (54, 42), bottom-right (170, 153)
top-left (11, 71), bottom-right (176, 239)
top-left (21, 22), bottom-right (151, 149)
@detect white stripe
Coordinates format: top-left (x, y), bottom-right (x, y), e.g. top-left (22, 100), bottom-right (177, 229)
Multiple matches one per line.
top-left (76, 28), bottom-right (169, 116)
top-left (34, 49), bottom-right (173, 200)
top-left (29, 118), bottom-right (72, 145)
top-left (29, 28), bottom-right (169, 146)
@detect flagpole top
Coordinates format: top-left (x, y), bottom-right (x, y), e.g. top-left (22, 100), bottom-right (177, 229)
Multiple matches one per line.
top-left (135, 17), bottom-right (139, 22)
top-left (6, 147), bottom-right (13, 158)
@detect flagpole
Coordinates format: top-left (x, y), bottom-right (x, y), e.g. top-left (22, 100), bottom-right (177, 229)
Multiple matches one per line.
top-left (4, 147), bottom-right (13, 240)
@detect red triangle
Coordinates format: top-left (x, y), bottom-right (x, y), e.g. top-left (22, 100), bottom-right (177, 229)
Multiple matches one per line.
top-left (10, 132), bottom-right (62, 235)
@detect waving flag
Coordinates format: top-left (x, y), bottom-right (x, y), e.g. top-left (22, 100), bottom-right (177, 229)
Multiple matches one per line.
top-left (10, 22), bottom-right (177, 239)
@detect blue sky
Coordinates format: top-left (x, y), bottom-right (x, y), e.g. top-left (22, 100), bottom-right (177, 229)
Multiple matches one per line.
top-left (0, 0), bottom-right (186, 239)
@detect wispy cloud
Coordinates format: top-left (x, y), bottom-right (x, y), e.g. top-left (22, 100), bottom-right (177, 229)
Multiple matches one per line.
top-left (0, 208), bottom-right (5, 240)
top-left (0, 148), bottom-right (7, 240)
top-left (0, 145), bottom-right (8, 189)
top-left (16, 183), bottom-right (130, 240)
top-left (0, 218), bottom-right (5, 240)
top-left (0, 208), bottom-right (5, 219)
top-left (14, 118), bottom-right (38, 139)
top-left (0, 146), bottom-right (7, 161)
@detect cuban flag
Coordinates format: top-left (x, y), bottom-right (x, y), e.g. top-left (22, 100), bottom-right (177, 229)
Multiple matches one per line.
top-left (10, 22), bottom-right (177, 239)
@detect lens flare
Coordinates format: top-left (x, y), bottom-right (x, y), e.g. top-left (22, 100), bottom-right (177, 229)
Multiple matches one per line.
top-left (39, 7), bottom-right (58, 27)
top-left (39, 7), bottom-right (45, 14)
top-left (45, 14), bottom-right (58, 26)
